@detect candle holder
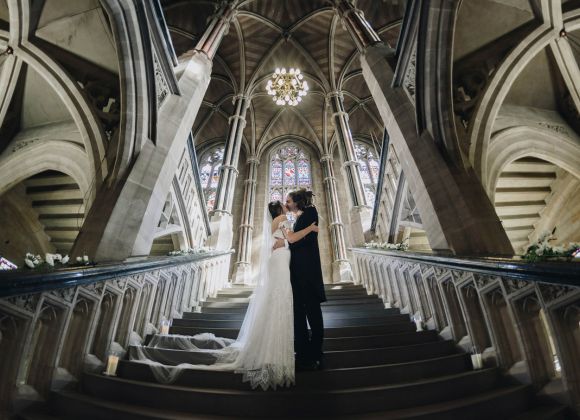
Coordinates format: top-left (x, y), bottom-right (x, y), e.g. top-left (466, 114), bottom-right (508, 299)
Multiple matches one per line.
top-left (160, 318), bottom-right (171, 335)
top-left (471, 348), bottom-right (483, 370)
top-left (103, 350), bottom-right (120, 376)
top-left (413, 314), bottom-right (423, 332)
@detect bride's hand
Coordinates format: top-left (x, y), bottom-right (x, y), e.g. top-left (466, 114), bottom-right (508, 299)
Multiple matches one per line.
top-left (310, 222), bottom-right (319, 233)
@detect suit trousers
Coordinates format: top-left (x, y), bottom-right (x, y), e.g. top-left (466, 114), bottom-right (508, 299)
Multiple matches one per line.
top-left (292, 284), bottom-right (324, 362)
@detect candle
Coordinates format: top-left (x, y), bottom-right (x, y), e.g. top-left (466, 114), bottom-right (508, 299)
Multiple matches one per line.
top-left (104, 354), bottom-right (119, 376)
top-left (471, 353), bottom-right (483, 370)
top-left (413, 315), bottom-right (423, 332)
top-left (160, 318), bottom-right (171, 335)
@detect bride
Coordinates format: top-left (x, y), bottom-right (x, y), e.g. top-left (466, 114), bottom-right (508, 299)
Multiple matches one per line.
top-left (131, 200), bottom-right (319, 391)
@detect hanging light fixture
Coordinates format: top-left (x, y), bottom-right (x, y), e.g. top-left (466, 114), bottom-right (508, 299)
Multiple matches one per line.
top-left (266, 67), bottom-right (309, 106)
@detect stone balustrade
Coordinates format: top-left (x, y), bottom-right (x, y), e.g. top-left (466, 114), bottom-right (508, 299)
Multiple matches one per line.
top-left (0, 250), bottom-right (233, 416)
top-left (351, 247), bottom-right (580, 412)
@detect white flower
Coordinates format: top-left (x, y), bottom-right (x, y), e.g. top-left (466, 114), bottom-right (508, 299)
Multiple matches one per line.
top-left (83, 255), bottom-right (89, 263)
top-left (54, 254), bottom-right (62, 261)
top-left (45, 254), bottom-right (55, 267)
top-left (24, 259), bottom-right (35, 269)
top-left (61, 255), bottom-right (69, 264)
top-left (76, 256), bottom-right (83, 263)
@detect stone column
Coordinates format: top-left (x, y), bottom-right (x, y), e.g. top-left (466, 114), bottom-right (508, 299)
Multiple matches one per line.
top-left (233, 157), bottom-right (259, 284)
top-left (74, 1), bottom-right (239, 261)
top-left (321, 154), bottom-right (353, 283)
top-left (207, 94), bottom-right (249, 250)
top-left (334, 0), bottom-right (513, 256)
top-left (328, 91), bottom-right (372, 245)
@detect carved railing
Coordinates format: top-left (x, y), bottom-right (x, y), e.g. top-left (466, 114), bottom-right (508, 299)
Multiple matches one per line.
top-left (0, 250), bottom-right (233, 416)
top-left (351, 247), bottom-right (580, 412)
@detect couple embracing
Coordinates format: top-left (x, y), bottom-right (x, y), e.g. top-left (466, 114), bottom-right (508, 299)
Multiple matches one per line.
top-left (134, 189), bottom-right (325, 390)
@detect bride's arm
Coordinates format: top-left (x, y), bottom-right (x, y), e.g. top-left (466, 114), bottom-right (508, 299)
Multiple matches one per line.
top-left (282, 222), bottom-right (319, 244)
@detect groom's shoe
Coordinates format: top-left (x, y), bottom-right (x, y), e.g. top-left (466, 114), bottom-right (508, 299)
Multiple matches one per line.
top-left (296, 359), bottom-right (317, 371)
top-left (314, 356), bottom-right (326, 371)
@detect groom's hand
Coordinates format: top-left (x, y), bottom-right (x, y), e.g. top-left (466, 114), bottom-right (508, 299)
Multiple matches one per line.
top-left (273, 238), bottom-right (285, 250)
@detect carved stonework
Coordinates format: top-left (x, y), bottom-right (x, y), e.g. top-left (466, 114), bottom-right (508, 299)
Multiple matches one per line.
top-left (403, 44), bottom-right (416, 103)
top-left (48, 287), bottom-right (76, 304)
top-left (82, 281), bottom-right (106, 297)
top-left (154, 51), bottom-right (170, 108)
top-left (452, 270), bottom-right (473, 284)
top-left (537, 122), bottom-right (569, 137)
top-left (503, 278), bottom-right (530, 294)
top-left (433, 266), bottom-right (448, 279)
top-left (538, 283), bottom-right (574, 304)
top-left (5, 294), bottom-right (40, 313)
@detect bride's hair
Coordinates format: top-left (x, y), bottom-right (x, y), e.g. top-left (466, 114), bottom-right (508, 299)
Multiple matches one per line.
top-left (288, 189), bottom-right (314, 210)
top-left (268, 201), bottom-right (284, 219)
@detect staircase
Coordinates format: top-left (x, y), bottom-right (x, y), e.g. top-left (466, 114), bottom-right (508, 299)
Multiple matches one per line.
top-left (494, 157), bottom-right (558, 254)
top-left (39, 283), bottom-right (566, 419)
top-left (24, 170), bottom-right (84, 255)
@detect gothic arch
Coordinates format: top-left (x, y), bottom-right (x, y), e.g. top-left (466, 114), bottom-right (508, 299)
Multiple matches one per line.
top-left (486, 126), bottom-right (580, 198)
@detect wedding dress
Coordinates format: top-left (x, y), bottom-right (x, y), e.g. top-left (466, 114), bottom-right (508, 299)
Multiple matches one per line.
top-left (130, 218), bottom-right (295, 391)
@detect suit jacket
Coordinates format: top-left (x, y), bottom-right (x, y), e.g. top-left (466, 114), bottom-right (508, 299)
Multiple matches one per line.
top-left (289, 206), bottom-right (326, 302)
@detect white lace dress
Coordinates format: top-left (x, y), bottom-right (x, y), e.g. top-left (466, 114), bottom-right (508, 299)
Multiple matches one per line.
top-left (131, 220), bottom-right (295, 391)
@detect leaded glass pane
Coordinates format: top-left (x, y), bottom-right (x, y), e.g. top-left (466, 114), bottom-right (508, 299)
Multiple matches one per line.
top-left (284, 160), bottom-right (296, 185)
top-left (269, 143), bottom-right (311, 203)
top-left (271, 160), bottom-right (282, 186)
top-left (369, 159), bottom-right (380, 182)
top-left (297, 160), bottom-right (310, 184)
top-left (199, 145), bottom-right (224, 211)
top-left (360, 162), bottom-right (371, 184)
top-left (210, 165), bottom-right (220, 188)
top-left (271, 189), bottom-right (282, 202)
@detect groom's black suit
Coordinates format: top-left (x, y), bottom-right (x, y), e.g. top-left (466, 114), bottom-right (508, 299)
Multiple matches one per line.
top-left (289, 205), bottom-right (326, 364)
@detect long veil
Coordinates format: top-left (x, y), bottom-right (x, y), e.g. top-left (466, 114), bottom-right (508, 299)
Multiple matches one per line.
top-left (130, 209), bottom-right (293, 390)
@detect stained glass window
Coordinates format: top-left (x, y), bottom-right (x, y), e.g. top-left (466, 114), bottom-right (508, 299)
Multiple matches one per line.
top-left (354, 140), bottom-right (380, 208)
top-left (199, 145), bottom-right (224, 212)
top-left (269, 143), bottom-right (312, 202)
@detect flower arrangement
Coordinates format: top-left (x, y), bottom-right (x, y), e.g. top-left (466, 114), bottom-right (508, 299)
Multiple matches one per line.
top-left (364, 241), bottom-right (409, 251)
top-left (522, 232), bottom-right (579, 263)
top-left (23, 252), bottom-right (90, 269)
top-left (168, 246), bottom-right (212, 256)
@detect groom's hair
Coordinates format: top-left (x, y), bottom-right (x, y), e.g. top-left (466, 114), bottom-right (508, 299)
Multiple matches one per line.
top-left (268, 201), bottom-right (284, 219)
top-left (289, 189), bottom-right (314, 210)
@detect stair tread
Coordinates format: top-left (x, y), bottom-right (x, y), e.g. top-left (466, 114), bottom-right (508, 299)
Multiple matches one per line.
top-left (84, 368), bottom-right (498, 395)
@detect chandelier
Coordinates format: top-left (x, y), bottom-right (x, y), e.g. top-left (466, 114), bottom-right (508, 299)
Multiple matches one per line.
top-left (266, 67), bottom-right (309, 106)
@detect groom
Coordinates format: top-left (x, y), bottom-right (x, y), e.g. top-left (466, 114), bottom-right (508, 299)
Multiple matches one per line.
top-left (274, 189), bottom-right (326, 370)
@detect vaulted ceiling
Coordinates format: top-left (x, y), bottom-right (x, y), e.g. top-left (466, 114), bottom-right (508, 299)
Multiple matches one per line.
top-left (162, 0), bottom-right (406, 157)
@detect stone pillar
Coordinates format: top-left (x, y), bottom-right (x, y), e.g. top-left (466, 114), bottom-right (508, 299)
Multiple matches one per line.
top-left (233, 157), bottom-right (259, 284)
top-left (334, 0), bottom-right (513, 256)
top-left (328, 91), bottom-right (372, 245)
top-left (207, 95), bottom-right (249, 250)
top-left (321, 154), bottom-right (353, 283)
top-left (74, 1), bottom-right (239, 261)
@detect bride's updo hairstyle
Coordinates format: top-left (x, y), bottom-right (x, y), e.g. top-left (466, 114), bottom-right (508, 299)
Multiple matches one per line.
top-left (288, 189), bottom-right (314, 210)
top-left (268, 200), bottom-right (284, 219)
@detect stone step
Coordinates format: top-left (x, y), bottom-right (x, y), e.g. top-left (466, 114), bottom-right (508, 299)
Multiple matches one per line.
top-left (78, 368), bottom-right (505, 416)
top-left (496, 172), bottom-right (556, 188)
top-left (204, 293), bottom-right (380, 304)
top-left (182, 306), bottom-right (400, 321)
top-left (199, 303), bottom-right (389, 314)
top-left (51, 383), bottom-right (536, 420)
top-left (323, 330), bottom-right (439, 351)
top-left (200, 299), bottom-right (385, 309)
top-left (119, 352), bottom-right (470, 390)
top-left (130, 338), bottom-right (456, 369)
top-left (509, 404), bottom-right (570, 420)
top-left (169, 322), bottom-right (416, 339)
top-left (494, 201), bottom-right (545, 217)
top-left (172, 314), bottom-right (411, 329)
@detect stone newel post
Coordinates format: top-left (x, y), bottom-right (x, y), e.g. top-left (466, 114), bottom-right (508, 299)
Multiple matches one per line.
top-left (321, 154), bottom-right (353, 283)
top-left (328, 91), bottom-right (372, 245)
top-left (207, 95), bottom-right (249, 251)
top-left (233, 157), bottom-right (259, 284)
